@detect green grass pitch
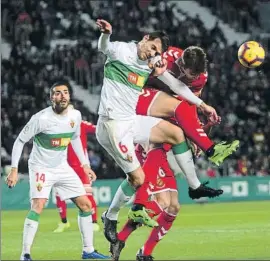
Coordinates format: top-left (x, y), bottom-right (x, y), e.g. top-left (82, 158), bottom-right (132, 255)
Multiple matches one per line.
top-left (2, 201), bottom-right (270, 260)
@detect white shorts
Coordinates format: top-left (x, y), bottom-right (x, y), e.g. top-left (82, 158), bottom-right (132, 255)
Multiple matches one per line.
top-left (96, 115), bottom-right (162, 173)
top-left (28, 164), bottom-right (86, 201)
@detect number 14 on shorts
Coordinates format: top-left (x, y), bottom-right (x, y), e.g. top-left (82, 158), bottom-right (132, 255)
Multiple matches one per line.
top-left (36, 172), bottom-right (45, 191)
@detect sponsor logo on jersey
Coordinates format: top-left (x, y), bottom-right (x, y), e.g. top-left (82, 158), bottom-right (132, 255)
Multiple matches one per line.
top-left (51, 138), bottom-right (71, 147)
top-left (70, 120), bottom-right (75, 128)
top-left (128, 73), bottom-right (145, 87)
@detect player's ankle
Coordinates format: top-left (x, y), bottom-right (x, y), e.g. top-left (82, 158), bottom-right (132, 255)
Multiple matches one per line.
top-left (61, 217), bottom-right (67, 224)
top-left (205, 144), bottom-right (215, 157)
top-left (132, 204), bottom-right (144, 211)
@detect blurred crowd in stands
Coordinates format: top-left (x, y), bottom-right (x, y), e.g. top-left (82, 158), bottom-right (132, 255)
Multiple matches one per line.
top-left (197, 0), bottom-right (261, 33)
top-left (1, 0), bottom-right (269, 179)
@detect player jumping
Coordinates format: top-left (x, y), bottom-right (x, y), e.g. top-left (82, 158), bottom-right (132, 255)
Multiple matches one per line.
top-left (6, 82), bottom-right (109, 260)
top-left (111, 117), bottom-right (222, 261)
top-left (101, 42), bottom-right (239, 243)
top-left (96, 19), bottom-right (224, 230)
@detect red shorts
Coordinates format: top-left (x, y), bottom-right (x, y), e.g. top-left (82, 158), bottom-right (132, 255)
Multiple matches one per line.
top-left (150, 162), bottom-right (177, 194)
top-left (70, 165), bottom-right (91, 185)
top-left (136, 88), bottom-right (161, 116)
top-left (141, 147), bottom-right (178, 194)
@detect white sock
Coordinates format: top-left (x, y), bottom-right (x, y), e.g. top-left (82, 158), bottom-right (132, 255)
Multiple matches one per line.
top-left (22, 217), bottom-right (39, 255)
top-left (106, 179), bottom-right (135, 220)
top-left (78, 213), bottom-right (94, 253)
top-left (173, 149), bottom-right (201, 189)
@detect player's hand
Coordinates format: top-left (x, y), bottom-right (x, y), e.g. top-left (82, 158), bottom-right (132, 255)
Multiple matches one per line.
top-left (83, 165), bottom-right (97, 182)
top-left (198, 103), bottom-right (219, 123)
top-left (96, 19), bottom-right (112, 34)
top-left (6, 168), bottom-right (19, 188)
top-left (206, 115), bottom-right (221, 127)
top-left (188, 140), bottom-right (203, 158)
top-left (150, 57), bottom-right (168, 76)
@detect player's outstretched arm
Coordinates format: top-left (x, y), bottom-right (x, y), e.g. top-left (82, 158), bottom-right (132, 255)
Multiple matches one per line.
top-left (157, 71), bottom-right (219, 122)
top-left (96, 19), bottom-right (113, 54)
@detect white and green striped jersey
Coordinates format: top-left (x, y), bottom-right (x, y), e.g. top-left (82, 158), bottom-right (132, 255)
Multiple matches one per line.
top-left (18, 106), bottom-right (82, 168)
top-left (98, 41), bottom-right (152, 120)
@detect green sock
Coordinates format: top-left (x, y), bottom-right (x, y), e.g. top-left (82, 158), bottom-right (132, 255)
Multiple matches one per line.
top-left (172, 141), bottom-right (201, 189)
top-left (106, 179), bottom-right (135, 220)
top-left (22, 210), bottom-right (40, 254)
top-left (26, 210), bottom-right (40, 222)
top-left (79, 210), bottom-right (92, 217)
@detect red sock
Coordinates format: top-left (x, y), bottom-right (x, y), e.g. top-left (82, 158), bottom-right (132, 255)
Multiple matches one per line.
top-left (118, 220), bottom-right (139, 242)
top-left (88, 194), bottom-right (98, 222)
top-left (145, 200), bottom-right (163, 218)
top-left (143, 211), bottom-right (176, 256)
top-left (133, 148), bottom-right (169, 207)
top-left (56, 195), bottom-right (67, 221)
top-left (174, 102), bottom-right (214, 152)
top-left (133, 148), bottom-right (162, 206)
top-left (133, 182), bottom-right (150, 206)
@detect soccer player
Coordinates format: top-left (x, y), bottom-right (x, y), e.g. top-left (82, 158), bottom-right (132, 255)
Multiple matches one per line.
top-left (96, 18), bottom-right (221, 229)
top-left (111, 117), bottom-right (222, 261)
top-left (5, 82), bottom-right (109, 260)
top-left (54, 117), bottom-right (100, 233)
top-left (101, 42), bottom-right (239, 244)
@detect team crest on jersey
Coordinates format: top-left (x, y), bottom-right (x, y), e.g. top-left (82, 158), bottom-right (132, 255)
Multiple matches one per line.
top-left (156, 177), bottom-right (165, 188)
top-left (36, 183), bottom-right (43, 191)
top-left (70, 120), bottom-right (75, 128)
top-left (126, 154), bottom-right (133, 162)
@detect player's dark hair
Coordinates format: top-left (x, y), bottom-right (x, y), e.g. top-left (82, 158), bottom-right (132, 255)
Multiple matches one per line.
top-left (183, 46), bottom-right (208, 75)
top-left (50, 80), bottom-right (72, 98)
top-left (148, 31), bottom-right (170, 53)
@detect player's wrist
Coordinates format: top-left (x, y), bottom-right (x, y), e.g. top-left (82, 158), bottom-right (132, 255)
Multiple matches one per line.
top-left (82, 163), bottom-right (91, 168)
top-left (197, 100), bottom-right (205, 108)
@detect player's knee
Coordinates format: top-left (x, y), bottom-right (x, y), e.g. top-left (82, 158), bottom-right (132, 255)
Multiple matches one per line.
top-left (168, 202), bottom-right (181, 215)
top-left (76, 196), bottom-right (92, 212)
top-left (127, 168), bottom-right (145, 188)
top-left (31, 198), bottom-right (47, 214)
top-left (156, 198), bottom-right (170, 210)
top-left (170, 127), bottom-right (185, 145)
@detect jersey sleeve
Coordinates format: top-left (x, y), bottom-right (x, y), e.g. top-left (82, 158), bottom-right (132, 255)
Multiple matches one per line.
top-left (82, 121), bottom-right (96, 135)
top-left (18, 115), bottom-right (43, 143)
top-left (98, 33), bottom-right (122, 60)
top-left (72, 112), bottom-right (82, 140)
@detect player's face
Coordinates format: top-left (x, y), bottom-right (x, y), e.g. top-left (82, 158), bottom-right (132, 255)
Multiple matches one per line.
top-left (138, 36), bottom-right (162, 61)
top-left (51, 85), bottom-right (70, 114)
top-left (178, 58), bottom-right (199, 82)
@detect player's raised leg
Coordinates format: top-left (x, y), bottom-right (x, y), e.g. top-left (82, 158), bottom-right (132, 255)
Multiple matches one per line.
top-left (147, 91), bottom-right (239, 166)
top-left (53, 194), bottom-right (70, 233)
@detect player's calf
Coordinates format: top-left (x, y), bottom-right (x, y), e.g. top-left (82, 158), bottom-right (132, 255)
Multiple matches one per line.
top-left (31, 198), bottom-right (47, 214)
top-left (21, 198), bottom-right (47, 260)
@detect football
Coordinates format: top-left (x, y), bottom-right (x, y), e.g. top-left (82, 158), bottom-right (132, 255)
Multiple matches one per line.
top-left (238, 41), bottom-right (265, 68)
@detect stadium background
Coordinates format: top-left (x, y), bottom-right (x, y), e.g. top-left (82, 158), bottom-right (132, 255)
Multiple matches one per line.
top-left (1, 0), bottom-right (270, 260)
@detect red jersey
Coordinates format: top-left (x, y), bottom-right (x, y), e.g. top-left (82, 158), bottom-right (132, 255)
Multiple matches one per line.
top-left (146, 46), bottom-right (208, 96)
top-left (67, 121), bottom-right (96, 167)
